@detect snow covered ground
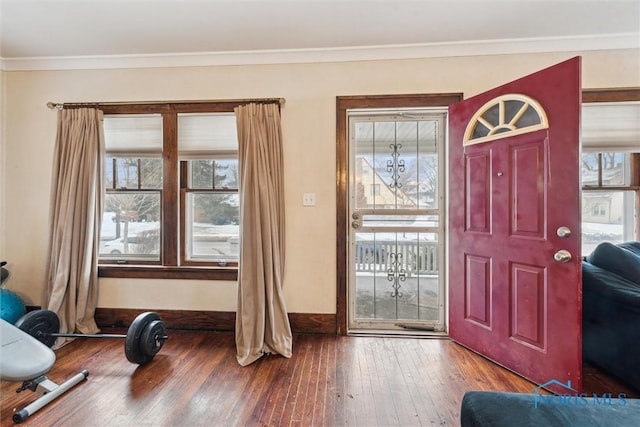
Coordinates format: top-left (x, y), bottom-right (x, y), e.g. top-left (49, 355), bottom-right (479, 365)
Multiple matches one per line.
top-left (582, 222), bottom-right (623, 235)
top-left (99, 213), bottom-right (239, 257)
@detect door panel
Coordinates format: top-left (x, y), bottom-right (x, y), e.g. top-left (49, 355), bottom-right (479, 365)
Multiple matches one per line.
top-left (464, 254), bottom-right (492, 328)
top-left (449, 57), bottom-right (582, 393)
top-left (465, 151), bottom-right (492, 233)
top-left (510, 262), bottom-right (546, 349)
top-left (511, 141), bottom-right (545, 237)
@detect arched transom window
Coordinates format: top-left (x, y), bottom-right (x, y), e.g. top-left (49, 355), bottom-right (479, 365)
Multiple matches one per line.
top-left (463, 94), bottom-right (549, 146)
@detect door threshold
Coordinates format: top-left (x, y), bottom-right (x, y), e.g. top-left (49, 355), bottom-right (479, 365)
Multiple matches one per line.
top-left (347, 328), bottom-right (448, 339)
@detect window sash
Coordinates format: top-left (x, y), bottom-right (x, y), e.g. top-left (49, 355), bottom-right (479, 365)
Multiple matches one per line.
top-left (581, 152), bottom-right (632, 188)
top-left (181, 190), bottom-right (239, 266)
top-left (179, 159), bottom-right (239, 266)
top-left (582, 189), bottom-right (637, 255)
top-left (100, 190), bottom-right (162, 264)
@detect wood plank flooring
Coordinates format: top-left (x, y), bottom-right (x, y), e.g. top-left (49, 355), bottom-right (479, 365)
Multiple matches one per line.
top-left (1, 330), bottom-right (636, 426)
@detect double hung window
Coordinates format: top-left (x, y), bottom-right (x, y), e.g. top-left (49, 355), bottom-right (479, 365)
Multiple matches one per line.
top-left (581, 100), bottom-right (640, 255)
top-left (98, 103), bottom-right (239, 279)
top-left (178, 114), bottom-right (239, 266)
top-left (101, 115), bottom-right (163, 262)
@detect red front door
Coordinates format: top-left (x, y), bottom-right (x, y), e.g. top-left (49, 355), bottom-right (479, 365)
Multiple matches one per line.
top-left (448, 57), bottom-right (582, 393)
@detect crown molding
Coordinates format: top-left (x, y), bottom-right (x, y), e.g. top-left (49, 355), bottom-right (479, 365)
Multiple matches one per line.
top-left (1, 33), bottom-right (638, 72)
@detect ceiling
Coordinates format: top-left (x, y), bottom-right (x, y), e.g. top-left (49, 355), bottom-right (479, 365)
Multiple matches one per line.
top-left (1, 0), bottom-right (639, 70)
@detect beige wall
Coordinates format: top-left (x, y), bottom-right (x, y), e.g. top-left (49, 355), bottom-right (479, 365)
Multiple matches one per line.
top-left (0, 69), bottom-right (4, 262)
top-left (2, 49), bottom-right (639, 313)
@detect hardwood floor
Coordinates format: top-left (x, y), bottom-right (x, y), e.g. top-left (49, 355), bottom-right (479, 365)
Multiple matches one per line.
top-left (1, 330), bottom-right (636, 426)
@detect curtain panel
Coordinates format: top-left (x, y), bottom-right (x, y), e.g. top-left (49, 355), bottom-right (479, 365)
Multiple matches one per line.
top-left (234, 103), bottom-right (292, 366)
top-left (44, 108), bottom-right (104, 345)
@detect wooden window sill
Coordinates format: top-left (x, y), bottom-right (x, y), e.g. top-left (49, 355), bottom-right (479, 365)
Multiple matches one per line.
top-left (98, 265), bottom-right (238, 281)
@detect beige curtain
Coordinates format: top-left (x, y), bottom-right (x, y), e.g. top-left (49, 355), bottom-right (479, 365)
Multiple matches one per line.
top-left (234, 103), bottom-right (292, 366)
top-left (43, 108), bottom-right (104, 345)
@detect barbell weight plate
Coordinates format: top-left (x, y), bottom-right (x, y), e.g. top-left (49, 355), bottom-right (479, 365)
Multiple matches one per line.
top-left (14, 309), bottom-right (60, 348)
top-left (124, 312), bottom-right (164, 365)
top-left (141, 320), bottom-right (166, 357)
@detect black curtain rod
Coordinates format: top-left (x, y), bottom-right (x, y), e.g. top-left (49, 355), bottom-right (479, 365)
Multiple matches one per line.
top-left (46, 98), bottom-right (286, 110)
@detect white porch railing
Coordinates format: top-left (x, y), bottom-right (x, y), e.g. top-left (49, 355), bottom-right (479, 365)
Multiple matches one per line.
top-left (354, 240), bottom-right (439, 276)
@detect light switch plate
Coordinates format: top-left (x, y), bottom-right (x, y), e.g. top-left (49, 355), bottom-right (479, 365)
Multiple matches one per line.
top-left (303, 193), bottom-right (316, 206)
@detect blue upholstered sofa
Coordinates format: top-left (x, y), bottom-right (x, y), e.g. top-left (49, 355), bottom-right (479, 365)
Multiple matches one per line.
top-left (582, 241), bottom-right (640, 392)
top-left (461, 391), bottom-right (640, 426)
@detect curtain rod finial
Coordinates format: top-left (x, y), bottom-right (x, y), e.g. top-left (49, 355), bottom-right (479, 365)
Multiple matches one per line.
top-left (47, 102), bottom-right (62, 110)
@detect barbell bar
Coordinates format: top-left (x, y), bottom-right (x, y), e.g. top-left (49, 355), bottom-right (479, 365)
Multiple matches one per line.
top-left (14, 310), bottom-right (168, 365)
top-left (48, 333), bottom-right (129, 338)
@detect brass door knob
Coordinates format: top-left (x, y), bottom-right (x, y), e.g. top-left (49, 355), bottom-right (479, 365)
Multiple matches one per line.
top-left (554, 250), bottom-right (572, 263)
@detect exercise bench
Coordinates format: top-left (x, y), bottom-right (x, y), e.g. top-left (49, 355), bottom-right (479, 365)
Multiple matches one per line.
top-left (0, 317), bottom-right (88, 423)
